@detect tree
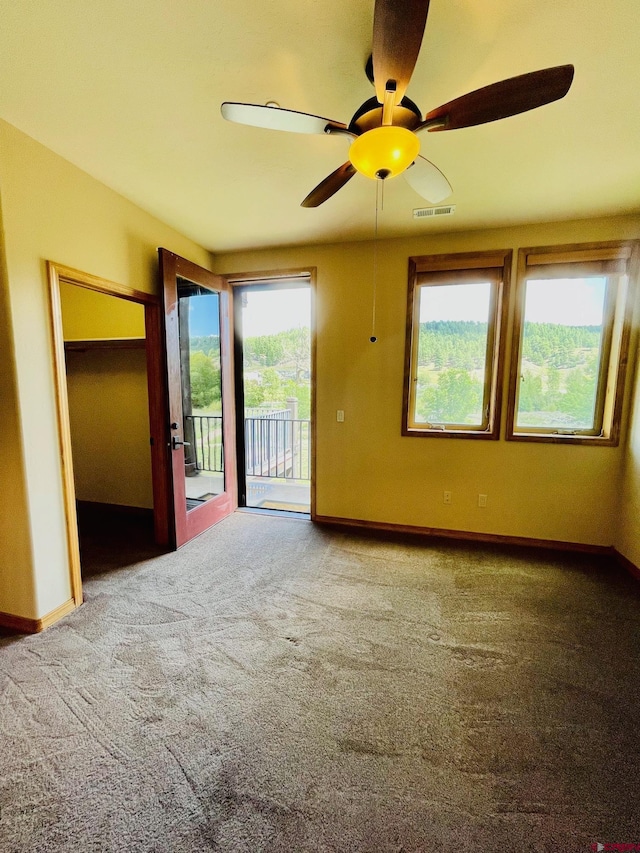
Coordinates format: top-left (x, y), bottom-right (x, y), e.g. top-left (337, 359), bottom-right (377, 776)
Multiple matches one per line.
top-left (417, 369), bottom-right (483, 424)
top-left (518, 372), bottom-right (544, 413)
top-left (261, 368), bottom-right (283, 405)
top-left (245, 334), bottom-right (285, 367)
top-left (189, 351), bottom-right (221, 409)
top-left (244, 379), bottom-right (265, 408)
top-left (545, 368), bottom-right (561, 410)
top-left (559, 367), bottom-right (597, 426)
top-left (283, 379), bottom-right (310, 419)
top-left (282, 327), bottom-right (310, 382)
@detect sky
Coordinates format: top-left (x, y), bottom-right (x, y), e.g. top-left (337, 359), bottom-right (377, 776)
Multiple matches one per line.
top-left (241, 287), bottom-right (310, 337)
top-left (187, 293), bottom-right (220, 337)
top-left (189, 276), bottom-right (605, 338)
top-left (419, 276), bottom-right (607, 326)
top-left (184, 286), bottom-right (311, 338)
top-left (420, 281), bottom-right (491, 323)
top-left (524, 277), bottom-right (606, 326)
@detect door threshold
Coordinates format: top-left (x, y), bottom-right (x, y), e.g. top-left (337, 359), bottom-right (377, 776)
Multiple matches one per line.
top-left (236, 507), bottom-right (311, 521)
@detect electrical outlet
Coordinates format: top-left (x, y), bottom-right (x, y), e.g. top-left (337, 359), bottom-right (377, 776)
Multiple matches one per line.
top-left (478, 494), bottom-right (487, 508)
top-left (336, 410), bottom-right (344, 422)
top-left (443, 491), bottom-right (452, 505)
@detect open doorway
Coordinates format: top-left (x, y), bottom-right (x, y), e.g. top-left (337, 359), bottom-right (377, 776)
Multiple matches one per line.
top-left (61, 287), bottom-right (161, 574)
top-left (232, 275), bottom-right (314, 515)
top-left (47, 262), bottom-right (171, 604)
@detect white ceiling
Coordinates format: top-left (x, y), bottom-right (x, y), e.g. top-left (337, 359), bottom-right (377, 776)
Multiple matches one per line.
top-left (1, 0), bottom-right (639, 252)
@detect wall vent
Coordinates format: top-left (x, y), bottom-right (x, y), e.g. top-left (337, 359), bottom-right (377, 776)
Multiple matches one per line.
top-left (413, 204), bottom-right (456, 219)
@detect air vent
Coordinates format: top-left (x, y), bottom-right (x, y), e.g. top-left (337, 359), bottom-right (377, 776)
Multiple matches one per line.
top-left (413, 204), bottom-right (456, 219)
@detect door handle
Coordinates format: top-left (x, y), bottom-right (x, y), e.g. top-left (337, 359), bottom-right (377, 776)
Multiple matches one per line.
top-left (171, 436), bottom-right (191, 450)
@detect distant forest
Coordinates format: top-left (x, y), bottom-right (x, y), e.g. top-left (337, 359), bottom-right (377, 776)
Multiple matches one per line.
top-left (416, 320), bottom-right (602, 427)
top-left (418, 321), bottom-right (601, 369)
top-left (190, 335), bottom-right (219, 354)
top-left (188, 321), bottom-right (603, 428)
top-left (243, 327), bottom-right (310, 418)
top-left (188, 329), bottom-right (311, 418)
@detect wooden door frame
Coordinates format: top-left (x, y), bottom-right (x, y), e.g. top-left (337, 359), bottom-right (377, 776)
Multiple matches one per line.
top-left (47, 261), bottom-right (171, 607)
top-left (220, 267), bottom-right (317, 519)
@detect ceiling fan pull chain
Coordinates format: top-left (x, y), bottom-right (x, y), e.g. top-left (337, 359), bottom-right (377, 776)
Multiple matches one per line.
top-left (370, 179), bottom-right (381, 343)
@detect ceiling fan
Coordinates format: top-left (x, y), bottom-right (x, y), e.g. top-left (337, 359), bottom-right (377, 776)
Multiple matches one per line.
top-left (221, 0), bottom-right (574, 208)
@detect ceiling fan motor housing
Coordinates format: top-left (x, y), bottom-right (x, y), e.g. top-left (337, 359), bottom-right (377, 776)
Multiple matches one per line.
top-left (348, 95), bottom-right (422, 134)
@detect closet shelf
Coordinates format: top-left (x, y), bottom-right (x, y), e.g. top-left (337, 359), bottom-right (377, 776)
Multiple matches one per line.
top-left (64, 337), bottom-right (145, 352)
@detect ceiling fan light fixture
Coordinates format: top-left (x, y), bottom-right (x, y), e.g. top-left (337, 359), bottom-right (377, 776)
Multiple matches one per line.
top-left (349, 126), bottom-right (420, 180)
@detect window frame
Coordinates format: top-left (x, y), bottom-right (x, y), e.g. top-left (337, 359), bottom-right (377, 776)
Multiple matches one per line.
top-left (402, 250), bottom-right (512, 440)
top-left (505, 240), bottom-right (639, 446)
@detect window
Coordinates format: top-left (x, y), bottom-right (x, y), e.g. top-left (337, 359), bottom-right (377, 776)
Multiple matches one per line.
top-left (403, 250), bottom-right (511, 439)
top-left (506, 241), bottom-right (638, 445)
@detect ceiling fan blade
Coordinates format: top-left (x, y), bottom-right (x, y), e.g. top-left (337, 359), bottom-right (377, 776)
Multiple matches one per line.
top-left (372, 0), bottom-right (431, 107)
top-left (404, 156), bottom-right (452, 203)
top-left (221, 102), bottom-right (348, 135)
top-left (420, 65), bottom-right (574, 131)
top-left (301, 163), bottom-right (357, 208)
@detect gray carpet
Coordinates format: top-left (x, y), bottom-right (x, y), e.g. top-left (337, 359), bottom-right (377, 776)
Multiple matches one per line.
top-left (1, 512), bottom-right (640, 853)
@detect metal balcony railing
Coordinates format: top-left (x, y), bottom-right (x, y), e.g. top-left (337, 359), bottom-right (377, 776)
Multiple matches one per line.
top-left (185, 414), bottom-right (224, 473)
top-left (184, 410), bottom-right (310, 481)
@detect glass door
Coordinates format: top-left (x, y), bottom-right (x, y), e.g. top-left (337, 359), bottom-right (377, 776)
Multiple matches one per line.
top-left (160, 249), bottom-right (237, 547)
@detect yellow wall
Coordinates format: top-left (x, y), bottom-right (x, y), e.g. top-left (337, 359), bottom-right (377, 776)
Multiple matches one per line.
top-left (0, 113), bottom-right (637, 627)
top-left (0, 118), bottom-right (210, 621)
top-left (60, 282), bottom-right (146, 340)
top-left (214, 215), bottom-right (640, 548)
top-left (65, 348), bottom-right (153, 509)
top-left (616, 296), bottom-right (640, 567)
top-left (0, 189), bottom-right (35, 617)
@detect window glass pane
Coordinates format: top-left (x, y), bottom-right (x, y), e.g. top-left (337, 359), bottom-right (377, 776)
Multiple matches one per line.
top-left (414, 281), bottom-right (491, 426)
top-left (177, 282), bottom-right (224, 511)
top-left (515, 277), bottom-right (606, 431)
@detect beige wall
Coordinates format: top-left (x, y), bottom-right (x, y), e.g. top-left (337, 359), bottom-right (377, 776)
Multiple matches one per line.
top-left (0, 118), bottom-right (210, 621)
top-left (214, 215), bottom-right (640, 548)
